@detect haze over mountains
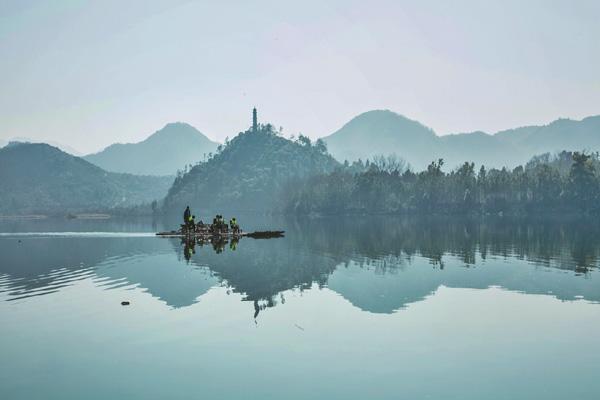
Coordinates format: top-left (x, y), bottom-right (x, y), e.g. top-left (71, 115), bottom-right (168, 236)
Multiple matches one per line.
top-left (0, 143), bottom-right (172, 215)
top-left (2, 109), bottom-right (600, 215)
top-left (0, 137), bottom-right (82, 156)
top-left (9, 110), bottom-right (597, 178)
top-left (84, 122), bottom-right (218, 176)
top-left (323, 110), bottom-right (600, 170)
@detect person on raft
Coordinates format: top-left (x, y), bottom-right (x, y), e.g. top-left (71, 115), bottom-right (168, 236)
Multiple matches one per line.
top-left (208, 214), bottom-right (231, 233)
top-left (183, 206), bottom-right (191, 225)
top-left (230, 217), bottom-right (239, 234)
top-left (211, 215), bottom-right (218, 233)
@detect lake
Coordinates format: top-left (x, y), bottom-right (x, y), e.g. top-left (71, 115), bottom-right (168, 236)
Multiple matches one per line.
top-left (1, 215), bottom-right (599, 400)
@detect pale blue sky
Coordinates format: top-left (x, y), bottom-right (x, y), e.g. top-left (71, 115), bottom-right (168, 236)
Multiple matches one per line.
top-left (1, 0), bottom-right (599, 153)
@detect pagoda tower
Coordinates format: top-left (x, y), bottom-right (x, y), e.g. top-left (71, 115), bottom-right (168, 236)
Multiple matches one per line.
top-left (252, 107), bottom-right (258, 132)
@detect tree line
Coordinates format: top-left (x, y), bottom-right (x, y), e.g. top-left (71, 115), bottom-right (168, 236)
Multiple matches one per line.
top-left (282, 151), bottom-right (600, 215)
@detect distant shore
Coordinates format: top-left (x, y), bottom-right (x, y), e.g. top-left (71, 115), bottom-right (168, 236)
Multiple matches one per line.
top-left (0, 213), bottom-right (112, 220)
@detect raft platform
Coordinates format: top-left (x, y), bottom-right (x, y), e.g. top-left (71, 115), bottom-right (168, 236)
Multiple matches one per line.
top-left (155, 230), bottom-right (285, 239)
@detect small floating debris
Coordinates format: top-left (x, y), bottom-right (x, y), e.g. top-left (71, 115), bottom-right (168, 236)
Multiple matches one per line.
top-left (121, 301), bottom-right (130, 306)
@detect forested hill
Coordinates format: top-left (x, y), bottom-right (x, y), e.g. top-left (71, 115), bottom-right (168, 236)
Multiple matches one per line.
top-left (323, 110), bottom-right (600, 170)
top-left (84, 122), bottom-right (218, 176)
top-left (284, 151), bottom-right (600, 216)
top-left (0, 143), bottom-right (172, 215)
top-left (163, 124), bottom-right (339, 213)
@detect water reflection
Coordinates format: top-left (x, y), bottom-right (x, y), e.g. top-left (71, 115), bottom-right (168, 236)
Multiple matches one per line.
top-left (0, 216), bottom-right (599, 315)
top-left (181, 236), bottom-right (241, 261)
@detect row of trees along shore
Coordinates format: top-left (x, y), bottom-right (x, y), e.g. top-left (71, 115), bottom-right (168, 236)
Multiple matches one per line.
top-left (282, 151), bottom-right (600, 215)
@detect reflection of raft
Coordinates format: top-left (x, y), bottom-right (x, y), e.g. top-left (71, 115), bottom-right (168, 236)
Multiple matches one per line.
top-left (156, 230), bottom-right (285, 239)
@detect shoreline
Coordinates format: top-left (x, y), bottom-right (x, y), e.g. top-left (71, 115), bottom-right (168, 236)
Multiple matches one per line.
top-left (0, 213), bottom-right (112, 220)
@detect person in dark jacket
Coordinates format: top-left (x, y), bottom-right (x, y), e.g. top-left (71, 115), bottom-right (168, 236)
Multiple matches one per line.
top-left (183, 206), bottom-right (191, 225)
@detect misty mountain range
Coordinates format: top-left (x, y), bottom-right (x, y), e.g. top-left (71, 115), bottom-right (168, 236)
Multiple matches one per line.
top-left (323, 110), bottom-right (600, 170)
top-left (83, 122), bottom-right (219, 176)
top-left (3, 110), bottom-right (599, 176)
top-left (1, 109), bottom-right (599, 215)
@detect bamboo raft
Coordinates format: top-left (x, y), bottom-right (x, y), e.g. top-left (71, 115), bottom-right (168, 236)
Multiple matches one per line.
top-left (155, 230), bottom-right (285, 239)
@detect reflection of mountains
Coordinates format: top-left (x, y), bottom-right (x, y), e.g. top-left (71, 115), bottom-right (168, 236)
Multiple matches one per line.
top-left (168, 217), bottom-right (600, 313)
top-left (300, 217), bottom-right (600, 312)
top-left (1, 217), bottom-right (599, 314)
top-left (328, 258), bottom-right (599, 314)
top-left (0, 237), bottom-right (219, 307)
top-left (293, 216), bottom-right (600, 273)
top-left (179, 236), bottom-right (335, 315)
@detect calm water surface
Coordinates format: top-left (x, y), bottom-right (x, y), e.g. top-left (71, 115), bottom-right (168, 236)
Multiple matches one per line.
top-left (1, 216), bottom-right (599, 399)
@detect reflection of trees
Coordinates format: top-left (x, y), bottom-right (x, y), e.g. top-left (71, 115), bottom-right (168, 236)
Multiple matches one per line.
top-left (3, 216), bottom-right (599, 313)
top-left (179, 235), bottom-right (338, 317)
top-left (287, 216), bottom-right (600, 312)
top-left (286, 216), bottom-right (600, 274)
top-left (175, 216), bottom-right (600, 316)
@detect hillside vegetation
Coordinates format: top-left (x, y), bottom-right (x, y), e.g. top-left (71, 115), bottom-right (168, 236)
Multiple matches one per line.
top-left (284, 150), bottom-right (600, 216)
top-left (0, 143), bottom-right (172, 215)
top-left (163, 124), bottom-right (339, 213)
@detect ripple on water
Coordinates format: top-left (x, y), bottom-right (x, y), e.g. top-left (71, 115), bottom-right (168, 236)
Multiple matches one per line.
top-left (0, 266), bottom-right (96, 301)
top-left (0, 232), bottom-right (155, 238)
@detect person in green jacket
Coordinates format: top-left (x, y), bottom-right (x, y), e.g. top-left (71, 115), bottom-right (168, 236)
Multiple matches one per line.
top-left (230, 217), bottom-right (238, 233)
top-left (188, 215), bottom-right (196, 232)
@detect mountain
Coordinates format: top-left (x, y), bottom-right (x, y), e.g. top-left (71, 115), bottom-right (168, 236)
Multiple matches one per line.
top-left (84, 122), bottom-right (218, 176)
top-left (439, 131), bottom-right (524, 169)
top-left (494, 116), bottom-right (600, 155)
top-left (324, 110), bottom-right (440, 170)
top-left (6, 137), bottom-right (83, 156)
top-left (163, 124), bottom-right (339, 213)
top-left (323, 110), bottom-right (600, 170)
top-left (0, 137), bottom-right (81, 155)
top-left (0, 143), bottom-right (173, 215)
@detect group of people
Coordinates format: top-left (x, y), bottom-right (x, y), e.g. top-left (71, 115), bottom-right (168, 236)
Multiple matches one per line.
top-left (183, 206), bottom-right (240, 235)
